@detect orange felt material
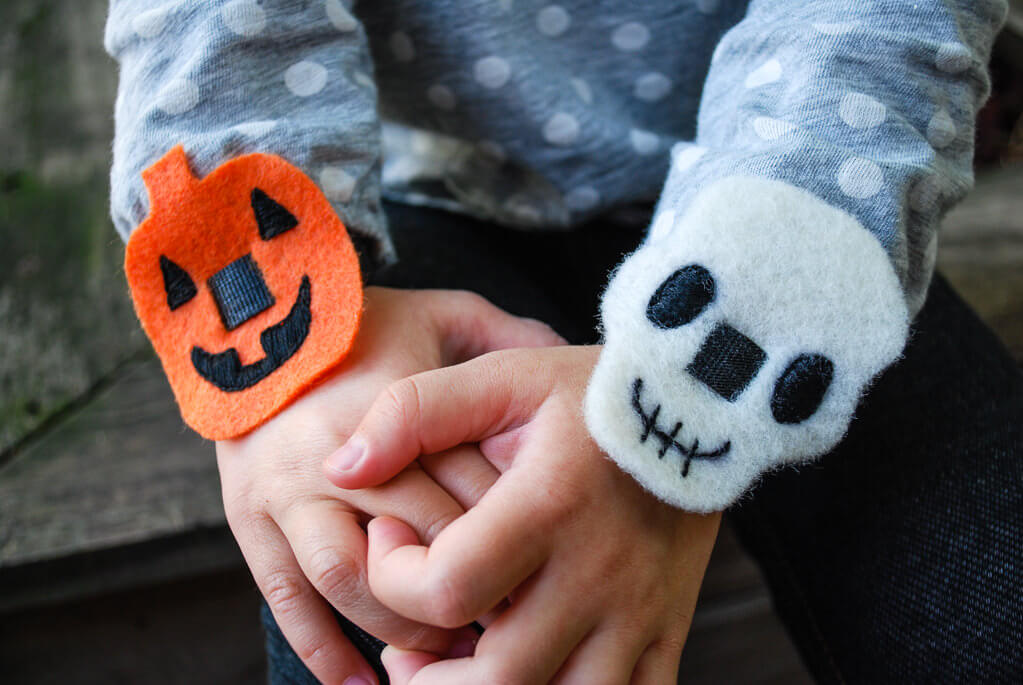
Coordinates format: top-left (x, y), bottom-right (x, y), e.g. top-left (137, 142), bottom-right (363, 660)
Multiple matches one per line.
top-left (125, 145), bottom-right (363, 440)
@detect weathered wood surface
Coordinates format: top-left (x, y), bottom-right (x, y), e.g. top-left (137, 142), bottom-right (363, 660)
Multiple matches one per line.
top-left (939, 164), bottom-right (1023, 361)
top-left (0, 358), bottom-right (220, 570)
top-left (0, 0), bottom-right (141, 453)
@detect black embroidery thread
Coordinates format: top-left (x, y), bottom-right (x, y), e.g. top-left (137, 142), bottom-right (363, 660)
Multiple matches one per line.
top-left (252, 187), bottom-right (299, 240)
top-left (159, 255), bottom-right (197, 311)
top-left (646, 264), bottom-right (716, 329)
top-left (192, 276), bottom-right (312, 392)
top-left (771, 354), bottom-right (834, 424)
top-left (686, 323), bottom-right (766, 402)
top-left (631, 378), bottom-right (730, 478)
top-left (207, 254), bottom-right (276, 331)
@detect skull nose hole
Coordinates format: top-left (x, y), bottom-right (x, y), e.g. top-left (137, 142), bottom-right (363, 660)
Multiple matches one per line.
top-left (647, 264), bottom-right (715, 329)
top-left (771, 354), bottom-right (834, 424)
top-left (686, 323), bottom-right (766, 401)
top-left (207, 253), bottom-right (276, 331)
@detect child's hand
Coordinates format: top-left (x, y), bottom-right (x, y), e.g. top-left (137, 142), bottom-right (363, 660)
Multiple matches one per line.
top-left (328, 346), bottom-right (721, 684)
top-left (217, 287), bottom-right (564, 685)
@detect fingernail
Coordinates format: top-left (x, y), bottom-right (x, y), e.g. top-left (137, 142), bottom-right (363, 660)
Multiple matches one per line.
top-left (343, 676), bottom-right (372, 685)
top-left (327, 439), bottom-right (365, 473)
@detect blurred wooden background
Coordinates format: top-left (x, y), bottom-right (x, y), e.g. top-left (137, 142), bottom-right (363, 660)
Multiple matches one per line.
top-left (1, 1), bottom-right (1021, 683)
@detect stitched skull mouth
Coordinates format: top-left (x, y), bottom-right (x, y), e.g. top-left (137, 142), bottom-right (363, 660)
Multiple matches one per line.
top-left (630, 378), bottom-right (730, 477)
top-left (191, 276), bottom-right (312, 392)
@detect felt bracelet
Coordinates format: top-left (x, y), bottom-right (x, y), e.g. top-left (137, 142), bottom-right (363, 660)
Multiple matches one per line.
top-left (125, 145), bottom-right (363, 440)
top-left (585, 176), bottom-right (909, 512)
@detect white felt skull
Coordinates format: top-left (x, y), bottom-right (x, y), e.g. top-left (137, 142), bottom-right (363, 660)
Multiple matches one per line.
top-left (585, 176), bottom-right (908, 512)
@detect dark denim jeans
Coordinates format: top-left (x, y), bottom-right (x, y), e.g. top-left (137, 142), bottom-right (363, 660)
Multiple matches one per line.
top-left (262, 202), bottom-right (1023, 684)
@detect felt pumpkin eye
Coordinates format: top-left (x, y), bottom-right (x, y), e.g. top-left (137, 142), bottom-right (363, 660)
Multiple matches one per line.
top-left (159, 255), bottom-right (197, 310)
top-left (252, 187), bottom-right (298, 240)
top-left (771, 354), bottom-right (835, 424)
top-left (647, 264), bottom-right (716, 329)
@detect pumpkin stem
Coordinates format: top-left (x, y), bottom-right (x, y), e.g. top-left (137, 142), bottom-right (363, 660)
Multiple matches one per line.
top-left (142, 145), bottom-right (198, 211)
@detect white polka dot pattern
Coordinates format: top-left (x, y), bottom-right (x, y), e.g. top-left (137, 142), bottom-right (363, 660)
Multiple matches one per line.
top-left (232, 120), bottom-right (278, 137)
top-left (326, 0), bottom-right (358, 32)
top-left (320, 166), bottom-right (357, 202)
top-left (427, 84), bottom-right (456, 110)
top-left (222, 1), bottom-right (266, 37)
top-left (156, 79), bottom-right (200, 114)
top-left (390, 32), bottom-right (415, 62)
top-left (537, 6), bottom-right (571, 37)
top-left (565, 186), bottom-right (600, 211)
top-left (285, 61), bottom-right (328, 96)
top-left (132, 8), bottom-right (170, 38)
top-left (630, 128), bottom-right (659, 155)
top-left (837, 158), bottom-right (884, 199)
top-left (353, 71), bottom-right (375, 89)
top-left (544, 112), bottom-right (580, 145)
top-left (927, 109), bottom-right (956, 148)
top-left (752, 117), bottom-right (796, 141)
top-left (634, 73), bottom-right (671, 102)
top-left (571, 77), bottom-right (593, 104)
top-left (474, 56), bottom-right (512, 89)
top-left (672, 146), bottom-right (707, 173)
top-left (935, 42), bottom-right (971, 74)
top-left (612, 22), bottom-right (650, 52)
top-left (745, 59), bottom-right (782, 88)
top-left (839, 92), bottom-right (887, 129)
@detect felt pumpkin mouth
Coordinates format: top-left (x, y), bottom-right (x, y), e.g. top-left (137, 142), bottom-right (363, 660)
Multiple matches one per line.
top-left (630, 378), bottom-right (730, 477)
top-left (191, 276), bottom-right (312, 392)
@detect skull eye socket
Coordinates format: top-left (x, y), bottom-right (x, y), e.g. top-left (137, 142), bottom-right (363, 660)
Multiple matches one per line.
top-left (646, 264), bottom-right (716, 329)
top-left (771, 354), bottom-right (835, 424)
top-left (252, 188), bottom-right (298, 240)
top-left (159, 255), bottom-right (197, 310)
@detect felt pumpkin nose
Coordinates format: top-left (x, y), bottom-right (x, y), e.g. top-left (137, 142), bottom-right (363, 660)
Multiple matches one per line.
top-left (125, 145), bottom-right (363, 440)
top-left (207, 253), bottom-right (275, 331)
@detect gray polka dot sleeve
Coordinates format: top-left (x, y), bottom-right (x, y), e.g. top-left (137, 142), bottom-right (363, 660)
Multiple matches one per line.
top-left (586, 0), bottom-right (1008, 511)
top-left (104, 0), bottom-right (394, 264)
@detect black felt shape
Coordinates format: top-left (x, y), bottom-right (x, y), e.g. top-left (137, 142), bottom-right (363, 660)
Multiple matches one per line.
top-left (207, 254), bottom-right (275, 331)
top-left (252, 187), bottom-right (298, 240)
top-left (771, 354), bottom-right (834, 424)
top-left (192, 275), bottom-right (312, 392)
top-left (159, 255), bottom-right (197, 311)
top-left (687, 323), bottom-right (766, 402)
top-left (647, 264), bottom-right (716, 329)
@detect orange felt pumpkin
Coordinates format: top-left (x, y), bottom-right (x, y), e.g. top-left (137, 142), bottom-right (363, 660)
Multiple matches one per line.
top-left (125, 145), bottom-right (363, 440)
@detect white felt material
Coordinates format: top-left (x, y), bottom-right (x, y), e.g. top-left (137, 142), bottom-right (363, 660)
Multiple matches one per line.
top-left (585, 176), bottom-right (908, 512)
